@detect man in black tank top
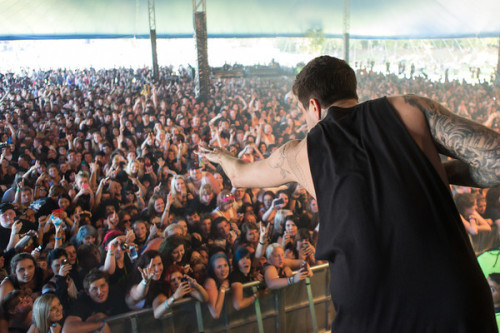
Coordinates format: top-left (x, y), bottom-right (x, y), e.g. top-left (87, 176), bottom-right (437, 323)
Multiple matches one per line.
top-left (199, 56), bottom-right (500, 332)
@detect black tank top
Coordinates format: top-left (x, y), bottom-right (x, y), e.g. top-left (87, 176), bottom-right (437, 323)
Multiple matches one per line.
top-left (307, 97), bottom-right (496, 332)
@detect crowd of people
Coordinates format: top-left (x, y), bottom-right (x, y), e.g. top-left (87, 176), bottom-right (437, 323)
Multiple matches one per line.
top-left (0, 63), bottom-right (499, 333)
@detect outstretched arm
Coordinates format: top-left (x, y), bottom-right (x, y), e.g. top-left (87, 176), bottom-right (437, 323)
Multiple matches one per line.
top-left (403, 95), bottom-right (500, 188)
top-left (198, 139), bottom-right (314, 195)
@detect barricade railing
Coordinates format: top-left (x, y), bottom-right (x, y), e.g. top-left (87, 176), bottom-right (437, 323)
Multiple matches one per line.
top-left (105, 263), bottom-right (334, 333)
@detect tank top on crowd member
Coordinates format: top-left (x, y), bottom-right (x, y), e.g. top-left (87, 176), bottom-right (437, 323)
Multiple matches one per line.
top-left (307, 97), bottom-right (496, 332)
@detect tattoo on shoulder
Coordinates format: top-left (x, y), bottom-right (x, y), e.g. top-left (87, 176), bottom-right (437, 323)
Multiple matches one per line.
top-left (403, 94), bottom-right (500, 187)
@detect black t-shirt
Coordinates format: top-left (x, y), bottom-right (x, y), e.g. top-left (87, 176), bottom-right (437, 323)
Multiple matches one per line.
top-left (189, 196), bottom-right (216, 214)
top-left (68, 286), bottom-right (128, 321)
top-left (229, 269), bottom-right (252, 285)
top-left (0, 221), bottom-right (36, 251)
top-left (0, 225), bottom-right (11, 250)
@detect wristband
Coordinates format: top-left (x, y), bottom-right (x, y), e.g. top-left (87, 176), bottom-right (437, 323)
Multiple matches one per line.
top-left (99, 320), bottom-right (105, 330)
top-left (141, 279), bottom-right (149, 287)
top-left (55, 236), bottom-right (62, 240)
top-left (164, 298), bottom-right (170, 309)
top-left (259, 241), bottom-right (265, 245)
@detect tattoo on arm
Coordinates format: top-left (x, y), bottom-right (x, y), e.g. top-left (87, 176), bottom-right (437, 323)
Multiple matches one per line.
top-left (268, 140), bottom-right (308, 185)
top-left (403, 94), bottom-right (500, 187)
top-left (268, 144), bottom-right (290, 179)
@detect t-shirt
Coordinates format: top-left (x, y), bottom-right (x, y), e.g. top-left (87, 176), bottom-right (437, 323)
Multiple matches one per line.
top-left (68, 286), bottom-right (128, 321)
top-left (0, 225), bottom-right (11, 250)
top-left (307, 97), bottom-right (497, 332)
top-left (229, 269), bottom-right (252, 285)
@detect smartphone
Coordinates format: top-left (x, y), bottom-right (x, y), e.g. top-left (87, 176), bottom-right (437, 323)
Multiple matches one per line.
top-left (129, 245), bottom-right (138, 260)
top-left (275, 198), bottom-right (284, 206)
top-left (82, 183), bottom-right (90, 190)
top-left (61, 259), bottom-right (68, 265)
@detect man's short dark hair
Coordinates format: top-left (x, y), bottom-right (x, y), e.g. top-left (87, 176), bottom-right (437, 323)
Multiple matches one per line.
top-left (292, 55), bottom-right (358, 109)
top-left (47, 248), bottom-right (67, 267)
top-left (83, 268), bottom-right (109, 292)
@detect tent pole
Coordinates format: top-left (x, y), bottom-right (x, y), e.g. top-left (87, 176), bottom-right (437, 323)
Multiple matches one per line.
top-left (343, 0), bottom-right (350, 64)
top-left (193, 0), bottom-right (210, 103)
top-left (147, 0), bottom-right (159, 81)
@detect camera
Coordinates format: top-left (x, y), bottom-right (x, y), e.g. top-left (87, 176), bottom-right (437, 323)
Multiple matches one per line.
top-left (121, 243), bottom-right (129, 250)
top-left (180, 277), bottom-right (188, 283)
top-left (61, 259), bottom-right (68, 265)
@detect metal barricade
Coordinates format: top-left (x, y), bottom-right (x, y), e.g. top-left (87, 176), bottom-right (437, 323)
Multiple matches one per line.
top-left (105, 263), bottom-right (334, 333)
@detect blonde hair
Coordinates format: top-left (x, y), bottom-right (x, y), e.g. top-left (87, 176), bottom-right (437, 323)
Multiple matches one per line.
top-left (170, 175), bottom-right (187, 197)
top-left (265, 243), bottom-right (283, 260)
top-left (126, 159), bottom-right (144, 179)
top-left (33, 294), bottom-right (58, 333)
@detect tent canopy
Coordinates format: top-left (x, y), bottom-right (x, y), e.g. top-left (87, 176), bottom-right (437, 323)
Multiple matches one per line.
top-left (1, 0), bottom-right (499, 40)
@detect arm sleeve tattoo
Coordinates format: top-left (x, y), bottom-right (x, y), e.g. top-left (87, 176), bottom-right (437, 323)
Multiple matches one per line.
top-left (403, 94), bottom-right (500, 187)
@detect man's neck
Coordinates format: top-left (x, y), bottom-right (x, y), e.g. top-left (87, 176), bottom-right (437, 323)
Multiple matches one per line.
top-left (329, 98), bottom-right (359, 109)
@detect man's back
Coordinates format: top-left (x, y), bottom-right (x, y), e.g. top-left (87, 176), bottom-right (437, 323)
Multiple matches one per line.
top-left (307, 97), bottom-right (496, 332)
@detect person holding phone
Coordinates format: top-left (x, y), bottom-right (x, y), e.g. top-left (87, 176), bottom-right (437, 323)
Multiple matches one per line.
top-left (43, 248), bottom-right (78, 310)
top-left (262, 243), bottom-right (311, 290)
top-left (152, 264), bottom-right (208, 319)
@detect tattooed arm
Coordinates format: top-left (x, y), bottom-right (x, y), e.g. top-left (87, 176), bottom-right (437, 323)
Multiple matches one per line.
top-left (198, 139), bottom-right (315, 195)
top-left (403, 95), bottom-right (500, 187)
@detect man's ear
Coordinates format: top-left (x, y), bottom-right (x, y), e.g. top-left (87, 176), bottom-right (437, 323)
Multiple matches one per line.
top-left (309, 98), bottom-right (322, 121)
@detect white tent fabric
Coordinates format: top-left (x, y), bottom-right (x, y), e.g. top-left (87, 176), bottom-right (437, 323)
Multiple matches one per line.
top-left (1, 0), bottom-right (499, 40)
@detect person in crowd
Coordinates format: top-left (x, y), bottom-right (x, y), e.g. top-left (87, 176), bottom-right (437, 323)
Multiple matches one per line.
top-left (158, 234), bottom-right (189, 269)
top-left (0, 253), bottom-right (46, 300)
top-left (28, 294), bottom-right (64, 333)
top-left (230, 247), bottom-right (263, 311)
top-left (126, 250), bottom-right (169, 309)
top-left (169, 175), bottom-right (190, 217)
top-left (262, 243), bottom-right (310, 290)
top-left (204, 253), bottom-right (230, 319)
top-left (212, 189), bottom-right (238, 224)
top-left (142, 194), bottom-right (165, 226)
top-left (209, 216), bottom-right (237, 253)
top-left (62, 269), bottom-right (128, 333)
top-left (455, 193), bottom-right (492, 233)
top-left (189, 184), bottom-right (217, 214)
top-left (151, 264), bottom-right (208, 319)
top-left (43, 248), bottom-right (78, 309)
top-left (234, 221), bottom-right (267, 259)
top-left (1, 290), bottom-right (34, 333)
